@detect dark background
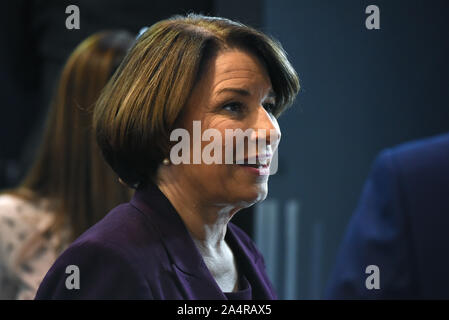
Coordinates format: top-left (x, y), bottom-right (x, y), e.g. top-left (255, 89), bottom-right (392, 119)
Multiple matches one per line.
top-left (1, 0), bottom-right (448, 299)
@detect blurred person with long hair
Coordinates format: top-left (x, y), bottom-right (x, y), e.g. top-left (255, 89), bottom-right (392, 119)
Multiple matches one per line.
top-left (0, 31), bottom-right (134, 299)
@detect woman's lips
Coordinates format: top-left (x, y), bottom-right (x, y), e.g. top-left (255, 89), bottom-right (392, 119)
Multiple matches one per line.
top-left (234, 153), bottom-right (272, 175)
top-left (238, 163), bottom-right (270, 175)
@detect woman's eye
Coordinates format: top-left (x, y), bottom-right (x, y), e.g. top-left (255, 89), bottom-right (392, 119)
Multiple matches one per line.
top-left (263, 102), bottom-right (275, 114)
top-left (222, 102), bottom-right (244, 114)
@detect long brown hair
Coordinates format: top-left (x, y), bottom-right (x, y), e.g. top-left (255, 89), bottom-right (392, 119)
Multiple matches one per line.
top-left (7, 31), bottom-right (135, 250)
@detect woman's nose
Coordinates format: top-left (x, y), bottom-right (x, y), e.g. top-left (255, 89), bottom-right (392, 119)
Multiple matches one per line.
top-left (254, 106), bottom-right (281, 147)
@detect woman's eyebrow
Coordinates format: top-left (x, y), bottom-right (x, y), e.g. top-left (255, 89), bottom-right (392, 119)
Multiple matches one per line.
top-left (216, 87), bottom-right (251, 97)
top-left (216, 87), bottom-right (276, 99)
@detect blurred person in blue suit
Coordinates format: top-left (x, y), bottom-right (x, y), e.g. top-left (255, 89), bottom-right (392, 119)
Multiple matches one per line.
top-left (326, 132), bottom-right (449, 299)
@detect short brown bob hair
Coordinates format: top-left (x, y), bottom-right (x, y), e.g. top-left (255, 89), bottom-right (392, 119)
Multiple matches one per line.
top-left (94, 14), bottom-right (300, 187)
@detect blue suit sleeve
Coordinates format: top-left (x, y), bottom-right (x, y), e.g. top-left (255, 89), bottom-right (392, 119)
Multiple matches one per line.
top-left (35, 240), bottom-right (153, 300)
top-left (325, 150), bottom-right (416, 299)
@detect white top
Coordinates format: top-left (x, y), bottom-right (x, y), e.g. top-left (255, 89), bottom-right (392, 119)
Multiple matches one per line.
top-left (0, 194), bottom-right (69, 299)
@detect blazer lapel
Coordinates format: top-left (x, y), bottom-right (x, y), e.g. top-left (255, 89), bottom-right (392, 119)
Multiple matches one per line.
top-left (226, 224), bottom-right (277, 299)
top-left (131, 183), bottom-right (226, 300)
top-left (172, 263), bottom-right (226, 300)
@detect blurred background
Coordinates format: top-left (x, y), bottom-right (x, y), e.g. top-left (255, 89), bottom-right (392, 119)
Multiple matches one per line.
top-left (1, 0), bottom-right (448, 299)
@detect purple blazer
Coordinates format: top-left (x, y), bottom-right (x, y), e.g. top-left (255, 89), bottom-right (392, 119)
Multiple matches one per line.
top-left (35, 183), bottom-right (276, 299)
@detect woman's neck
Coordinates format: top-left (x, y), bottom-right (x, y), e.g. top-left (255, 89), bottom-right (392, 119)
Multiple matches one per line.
top-left (157, 176), bottom-right (241, 292)
top-left (157, 176), bottom-right (237, 248)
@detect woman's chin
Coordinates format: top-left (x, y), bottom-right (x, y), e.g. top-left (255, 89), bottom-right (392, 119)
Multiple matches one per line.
top-left (234, 184), bottom-right (268, 207)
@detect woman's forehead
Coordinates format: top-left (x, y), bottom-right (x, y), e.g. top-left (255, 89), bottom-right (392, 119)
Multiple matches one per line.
top-left (200, 49), bottom-right (273, 97)
top-left (213, 50), bottom-right (269, 78)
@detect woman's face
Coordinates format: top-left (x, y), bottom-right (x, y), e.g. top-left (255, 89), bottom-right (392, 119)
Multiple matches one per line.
top-left (166, 48), bottom-right (281, 209)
